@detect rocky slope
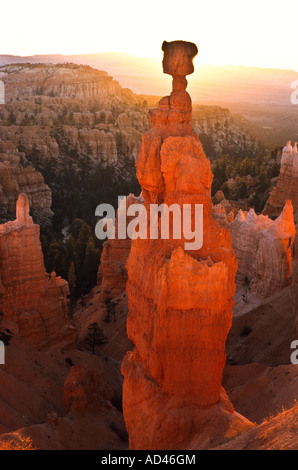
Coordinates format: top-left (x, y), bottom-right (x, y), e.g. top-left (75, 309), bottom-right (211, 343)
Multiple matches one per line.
top-left (0, 334), bottom-right (128, 449)
top-left (0, 63), bottom-right (152, 167)
top-left (0, 195), bottom-right (128, 449)
top-left (192, 104), bottom-right (261, 161)
top-left (213, 404), bottom-right (298, 450)
top-left (0, 62), bottom-right (261, 174)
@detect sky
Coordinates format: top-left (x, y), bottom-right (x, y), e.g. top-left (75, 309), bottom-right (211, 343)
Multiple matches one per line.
top-left (1, 0), bottom-right (298, 71)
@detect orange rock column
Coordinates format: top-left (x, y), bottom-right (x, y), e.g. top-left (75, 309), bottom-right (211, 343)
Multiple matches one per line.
top-left (0, 193), bottom-right (75, 349)
top-left (121, 41), bottom-right (238, 449)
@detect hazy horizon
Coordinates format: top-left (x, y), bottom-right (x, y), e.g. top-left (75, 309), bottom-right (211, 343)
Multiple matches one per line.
top-left (1, 50), bottom-right (298, 74)
top-left (2, 51), bottom-right (297, 109)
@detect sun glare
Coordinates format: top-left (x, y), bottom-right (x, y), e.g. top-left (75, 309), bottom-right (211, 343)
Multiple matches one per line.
top-left (1, 0), bottom-right (298, 70)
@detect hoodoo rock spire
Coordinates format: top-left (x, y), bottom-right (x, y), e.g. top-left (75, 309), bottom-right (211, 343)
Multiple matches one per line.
top-left (121, 41), bottom-right (251, 450)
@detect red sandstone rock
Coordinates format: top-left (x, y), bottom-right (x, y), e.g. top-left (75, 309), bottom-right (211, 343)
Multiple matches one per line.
top-left (0, 193), bottom-right (75, 349)
top-left (264, 164), bottom-right (298, 218)
top-left (62, 364), bottom-right (112, 415)
top-left (292, 233), bottom-right (298, 339)
top-left (121, 41), bottom-right (242, 449)
top-left (122, 361), bottom-right (252, 450)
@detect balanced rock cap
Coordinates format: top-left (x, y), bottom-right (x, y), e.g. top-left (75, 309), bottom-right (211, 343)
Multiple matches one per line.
top-left (162, 40), bottom-right (198, 76)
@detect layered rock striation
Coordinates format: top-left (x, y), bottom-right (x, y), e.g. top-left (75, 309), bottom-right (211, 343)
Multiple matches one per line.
top-left (0, 140), bottom-right (52, 225)
top-left (0, 193), bottom-right (75, 349)
top-left (121, 41), bottom-right (248, 449)
top-left (0, 63), bottom-right (262, 174)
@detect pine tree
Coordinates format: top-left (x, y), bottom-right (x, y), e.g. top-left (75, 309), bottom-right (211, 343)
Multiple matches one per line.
top-left (65, 235), bottom-right (77, 269)
top-left (82, 236), bottom-right (100, 292)
top-left (7, 110), bottom-right (16, 125)
top-left (104, 294), bottom-right (116, 323)
top-left (76, 223), bottom-right (93, 266)
top-left (85, 322), bottom-right (107, 354)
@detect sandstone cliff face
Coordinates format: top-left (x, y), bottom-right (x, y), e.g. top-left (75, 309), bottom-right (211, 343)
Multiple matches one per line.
top-left (215, 201), bottom-right (295, 297)
top-left (0, 64), bottom-right (150, 168)
top-left (0, 64), bottom-right (122, 100)
top-left (264, 165), bottom-right (298, 218)
top-left (121, 41), bottom-right (249, 450)
top-left (192, 105), bottom-right (260, 160)
top-left (0, 63), bottom-right (260, 171)
top-left (0, 140), bottom-right (52, 225)
top-left (0, 193), bottom-right (75, 349)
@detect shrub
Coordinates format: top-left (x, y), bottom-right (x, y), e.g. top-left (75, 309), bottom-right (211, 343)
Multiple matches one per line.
top-left (0, 435), bottom-right (36, 450)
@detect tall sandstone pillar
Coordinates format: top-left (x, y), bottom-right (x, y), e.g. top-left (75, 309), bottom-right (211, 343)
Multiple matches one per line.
top-left (0, 193), bottom-right (76, 350)
top-left (121, 41), bottom-right (243, 449)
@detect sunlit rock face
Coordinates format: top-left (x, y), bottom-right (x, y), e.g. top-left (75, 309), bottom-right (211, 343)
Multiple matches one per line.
top-left (0, 193), bottom-right (75, 349)
top-left (292, 233), bottom-right (298, 339)
top-left (222, 201), bottom-right (295, 297)
top-left (121, 41), bottom-right (247, 450)
top-left (263, 163), bottom-right (298, 219)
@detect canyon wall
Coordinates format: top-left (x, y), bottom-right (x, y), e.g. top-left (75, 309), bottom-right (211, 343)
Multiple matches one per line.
top-left (0, 193), bottom-right (75, 349)
top-left (0, 63), bottom-right (261, 170)
top-left (0, 140), bottom-right (52, 224)
top-left (121, 41), bottom-right (249, 450)
top-left (0, 64), bottom-right (151, 167)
